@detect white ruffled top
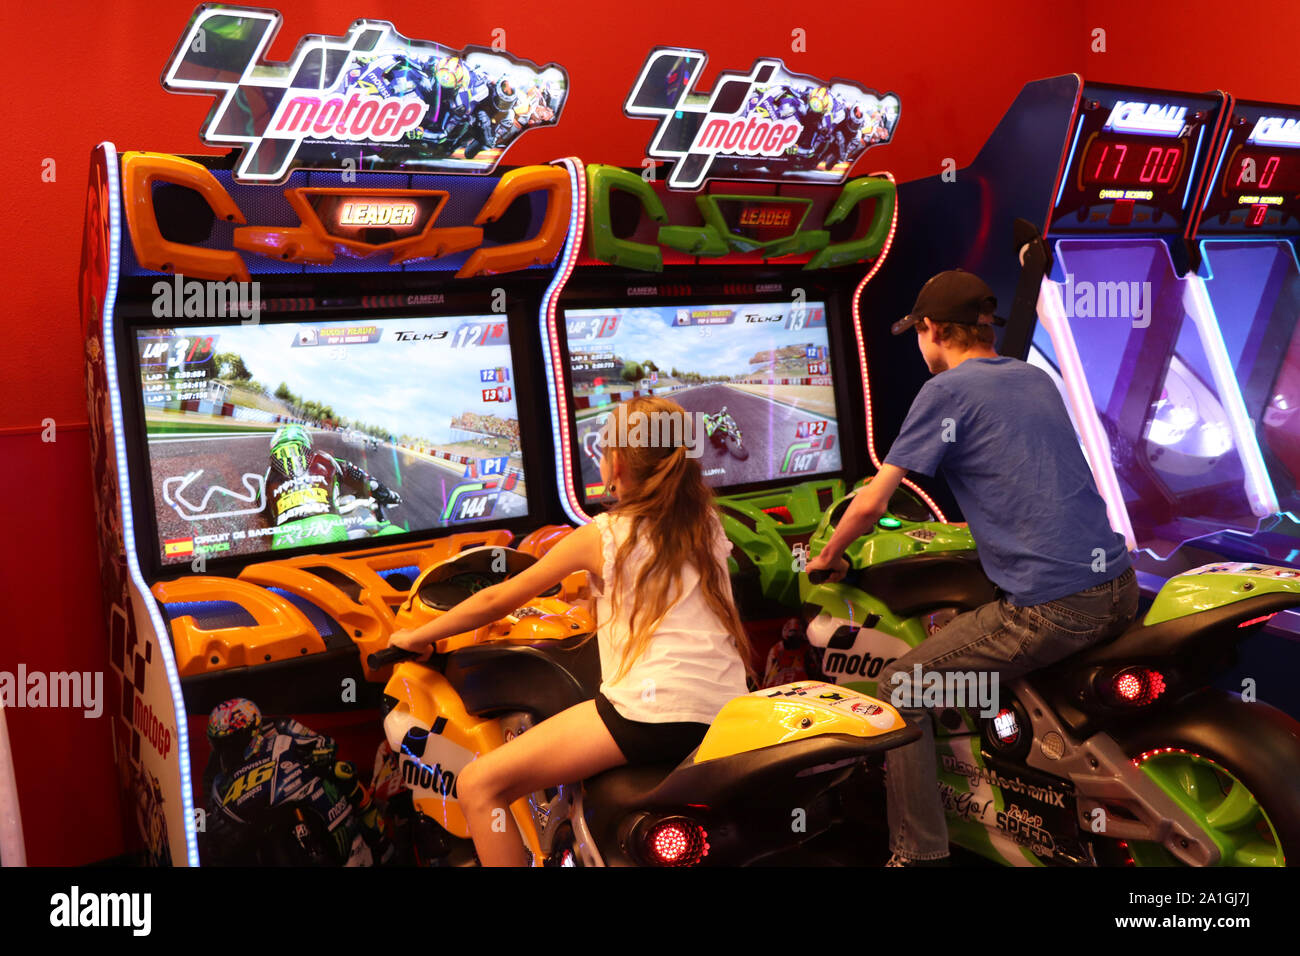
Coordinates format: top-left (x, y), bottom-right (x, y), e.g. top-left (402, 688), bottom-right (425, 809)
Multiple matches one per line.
top-left (590, 511), bottom-right (750, 724)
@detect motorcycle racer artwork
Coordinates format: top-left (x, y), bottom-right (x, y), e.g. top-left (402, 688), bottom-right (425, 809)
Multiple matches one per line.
top-left (741, 82), bottom-right (897, 173)
top-left (162, 10), bottom-right (568, 181)
top-left (625, 47), bottom-right (899, 188)
top-left (132, 766), bottom-right (172, 867)
top-left (330, 44), bottom-right (567, 171)
top-left (762, 618), bottom-right (817, 688)
top-left (263, 424), bottom-right (404, 551)
top-left (200, 698), bottom-right (394, 866)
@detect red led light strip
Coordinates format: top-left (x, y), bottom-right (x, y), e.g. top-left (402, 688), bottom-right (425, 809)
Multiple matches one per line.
top-left (850, 171), bottom-right (948, 522)
top-left (545, 157), bottom-right (591, 524)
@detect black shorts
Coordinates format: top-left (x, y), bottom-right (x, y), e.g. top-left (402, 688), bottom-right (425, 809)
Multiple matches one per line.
top-left (594, 693), bottom-right (710, 765)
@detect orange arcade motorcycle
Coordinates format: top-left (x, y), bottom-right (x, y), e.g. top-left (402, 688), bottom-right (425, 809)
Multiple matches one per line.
top-left (368, 546), bottom-right (915, 866)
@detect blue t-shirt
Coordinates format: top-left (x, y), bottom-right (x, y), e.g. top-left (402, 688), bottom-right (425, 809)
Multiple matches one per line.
top-left (883, 357), bottom-right (1130, 605)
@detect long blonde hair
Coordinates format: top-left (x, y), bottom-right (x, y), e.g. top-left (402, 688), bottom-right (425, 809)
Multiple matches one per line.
top-left (600, 396), bottom-right (753, 681)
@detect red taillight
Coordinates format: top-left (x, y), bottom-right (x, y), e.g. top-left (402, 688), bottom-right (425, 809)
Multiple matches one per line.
top-left (1108, 667), bottom-right (1166, 706)
top-left (644, 818), bottom-right (708, 867)
top-left (1115, 672), bottom-right (1143, 701)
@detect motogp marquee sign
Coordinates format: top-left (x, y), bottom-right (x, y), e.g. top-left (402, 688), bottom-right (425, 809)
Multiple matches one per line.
top-left (163, 5), bottom-right (569, 183)
top-left (625, 46), bottom-right (900, 190)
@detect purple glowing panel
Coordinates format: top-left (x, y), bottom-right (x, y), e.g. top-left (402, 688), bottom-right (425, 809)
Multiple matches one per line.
top-left (1199, 240), bottom-right (1300, 507)
top-left (1036, 239), bottom-right (1258, 552)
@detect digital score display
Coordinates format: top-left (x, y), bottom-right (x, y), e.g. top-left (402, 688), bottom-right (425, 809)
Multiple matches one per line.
top-left (1081, 135), bottom-right (1185, 188)
top-left (1197, 101), bottom-right (1300, 237)
top-left (1223, 149), bottom-right (1300, 193)
top-left (1048, 85), bottom-right (1226, 236)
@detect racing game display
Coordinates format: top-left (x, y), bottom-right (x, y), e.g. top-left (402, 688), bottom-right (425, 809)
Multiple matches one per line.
top-left (135, 316), bottom-right (527, 566)
top-left (565, 301), bottom-right (843, 502)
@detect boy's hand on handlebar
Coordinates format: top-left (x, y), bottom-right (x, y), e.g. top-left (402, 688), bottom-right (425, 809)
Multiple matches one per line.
top-left (387, 629), bottom-right (434, 662)
top-left (805, 550), bottom-right (850, 583)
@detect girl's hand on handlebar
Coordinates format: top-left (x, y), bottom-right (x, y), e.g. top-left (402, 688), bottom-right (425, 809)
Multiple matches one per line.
top-left (388, 629), bottom-right (434, 662)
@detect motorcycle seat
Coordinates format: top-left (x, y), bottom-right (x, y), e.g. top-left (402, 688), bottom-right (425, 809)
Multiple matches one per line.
top-left (587, 727), bottom-right (918, 818)
top-left (581, 728), bottom-right (918, 862)
top-left (1044, 589), bottom-right (1300, 671)
top-left (846, 553), bottom-right (996, 618)
top-left (584, 761), bottom-right (681, 815)
top-left (444, 634), bottom-right (601, 721)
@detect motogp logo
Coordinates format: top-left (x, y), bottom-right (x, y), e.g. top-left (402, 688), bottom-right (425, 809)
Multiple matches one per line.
top-left (625, 47), bottom-right (900, 190)
top-left (163, 5), bottom-right (568, 183)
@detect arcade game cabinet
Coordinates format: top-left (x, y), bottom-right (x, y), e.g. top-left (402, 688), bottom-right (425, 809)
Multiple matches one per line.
top-left (1185, 99), bottom-right (1300, 562)
top-left (540, 47), bottom-right (924, 676)
top-left (78, 6), bottom-right (578, 865)
top-left (1011, 87), bottom-right (1300, 654)
top-left (872, 76), bottom-right (1300, 714)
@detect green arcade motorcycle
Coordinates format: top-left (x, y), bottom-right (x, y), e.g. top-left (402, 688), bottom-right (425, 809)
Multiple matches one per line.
top-left (803, 486), bottom-right (1300, 867)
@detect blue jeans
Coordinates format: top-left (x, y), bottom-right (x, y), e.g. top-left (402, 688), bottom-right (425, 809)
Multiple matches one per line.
top-left (875, 567), bottom-right (1139, 861)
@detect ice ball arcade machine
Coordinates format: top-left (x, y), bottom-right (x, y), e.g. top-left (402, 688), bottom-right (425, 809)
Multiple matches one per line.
top-left (542, 48), bottom-right (926, 651)
top-left (1185, 100), bottom-right (1300, 567)
top-left (78, 5), bottom-right (581, 866)
top-left (1015, 87), bottom-right (1300, 647)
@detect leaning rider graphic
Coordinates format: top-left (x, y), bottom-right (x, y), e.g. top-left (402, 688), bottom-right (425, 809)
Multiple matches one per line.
top-left (263, 424), bottom-right (402, 549)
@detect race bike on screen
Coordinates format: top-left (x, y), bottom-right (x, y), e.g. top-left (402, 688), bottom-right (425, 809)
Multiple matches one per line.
top-left (703, 407), bottom-right (749, 461)
top-left (201, 698), bottom-right (394, 866)
top-left (802, 482), bottom-right (1300, 867)
top-left (369, 545), bottom-right (918, 866)
top-left (264, 425), bottom-right (404, 551)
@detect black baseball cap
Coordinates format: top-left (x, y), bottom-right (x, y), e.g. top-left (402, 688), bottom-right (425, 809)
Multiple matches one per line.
top-left (891, 270), bottom-right (1006, 335)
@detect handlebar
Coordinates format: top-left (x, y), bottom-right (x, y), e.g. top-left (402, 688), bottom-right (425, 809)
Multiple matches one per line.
top-left (805, 560), bottom-right (859, 586)
top-left (368, 647), bottom-right (420, 669)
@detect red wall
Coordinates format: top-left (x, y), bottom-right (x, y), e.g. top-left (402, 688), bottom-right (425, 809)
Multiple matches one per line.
top-left (3, 0), bottom-right (1297, 864)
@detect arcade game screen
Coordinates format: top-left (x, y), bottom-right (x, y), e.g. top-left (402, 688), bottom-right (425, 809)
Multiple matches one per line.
top-left (564, 300), bottom-right (844, 503)
top-left (133, 315), bottom-right (528, 566)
